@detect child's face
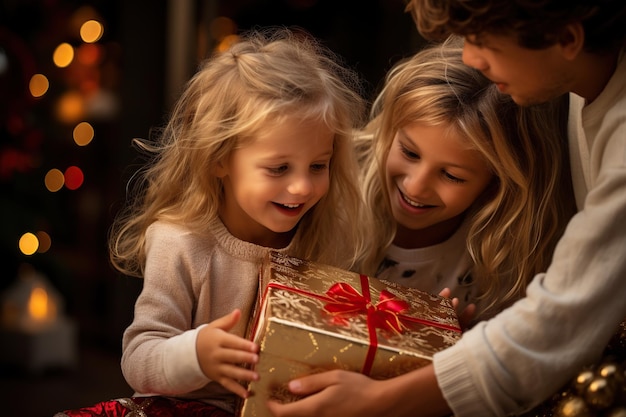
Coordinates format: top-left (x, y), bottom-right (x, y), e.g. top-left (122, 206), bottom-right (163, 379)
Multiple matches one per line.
top-left (385, 122), bottom-right (493, 247)
top-left (462, 33), bottom-right (572, 106)
top-left (217, 117), bottom-right (334, 248)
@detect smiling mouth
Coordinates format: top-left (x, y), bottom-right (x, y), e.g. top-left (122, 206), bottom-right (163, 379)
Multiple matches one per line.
top-left (276, 202), bottom-right (303, 209)
top-left (401, 191), bottom-right (432, 208)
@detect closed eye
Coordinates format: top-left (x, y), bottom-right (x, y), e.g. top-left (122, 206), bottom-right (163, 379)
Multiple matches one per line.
top-left (443, 171), bottom-right (466, 184)
top-left (311, 163), bottom-right (329, 173)
top-left (267, 165), bottom-right (288, 175)
top-left (400, 145), bottom-right (419, 161)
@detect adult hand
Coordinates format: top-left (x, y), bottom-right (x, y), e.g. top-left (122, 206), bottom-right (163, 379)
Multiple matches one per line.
top-left (266, 365), bottom-right (450, 417)
top-left (266, 369), bottom-right (386, 417)
top-left (196, 309), bottom-right (259, 398)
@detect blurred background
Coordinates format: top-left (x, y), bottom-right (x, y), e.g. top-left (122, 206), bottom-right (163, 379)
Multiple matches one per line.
top-left (0, 0), bottom-right (424, 415)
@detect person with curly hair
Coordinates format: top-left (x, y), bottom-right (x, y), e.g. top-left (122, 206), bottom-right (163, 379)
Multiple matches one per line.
top-left (267, 1), bottom-right (626, 416)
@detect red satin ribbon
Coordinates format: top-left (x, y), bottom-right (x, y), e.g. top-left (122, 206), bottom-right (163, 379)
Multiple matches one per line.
top-left (265, 276), bottom-right (460, 375)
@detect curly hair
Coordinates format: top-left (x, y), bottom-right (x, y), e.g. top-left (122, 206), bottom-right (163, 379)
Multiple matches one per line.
top-left (356, 37), bottom-right (576, 318)
top-left (407, 0), bottom-right (626, 52)
top-left (109, 28), bottom-right (367, 278)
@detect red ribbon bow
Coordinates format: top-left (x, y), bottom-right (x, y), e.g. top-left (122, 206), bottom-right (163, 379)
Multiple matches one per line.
top-left (323, 281), bottom-right (410, 334)
top-left (322, 275), bottom-right (409, 375)
top-left (264, 274), bottom-right (460, 376)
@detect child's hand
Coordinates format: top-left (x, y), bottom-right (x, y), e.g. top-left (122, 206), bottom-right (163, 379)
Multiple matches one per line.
top-left (438, 288), bottom-right (476, 330)
top-left (196, 309), bottom-right (259, 398)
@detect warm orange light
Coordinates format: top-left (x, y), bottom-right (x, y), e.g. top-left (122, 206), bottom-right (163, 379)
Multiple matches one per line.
top-left (56, 91), bottom-right (85, 124)
top-left (73, 121), bottom-right (94, 146)
top-left (28, 287), bottom-right (52, 321)
top-left (217, 35), bottom-right (240, 52)
top-left (76, 43), bottom-right (102, 66)
top-left (45, 168), bottom-right (65, 192)
top-left (19, 232), bottom-right (39, 255)
top-left (80, 20), bottom-right (104, 43)
top-left (36, 231), bottom-right (52, 253)
top-left (210, 16), bottom-right (236, 39)
top-left (53, 43), bottom-right (74, 68)
top-left (29, 74), bottom-right (50, 97)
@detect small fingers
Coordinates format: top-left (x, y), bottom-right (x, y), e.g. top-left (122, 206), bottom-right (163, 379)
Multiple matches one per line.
top-left (438, 287), bottom-right (451, 299)
top-left (458, 303), bottom-right (477, 330)
top-left (223, 379), bottom-right (251, 399)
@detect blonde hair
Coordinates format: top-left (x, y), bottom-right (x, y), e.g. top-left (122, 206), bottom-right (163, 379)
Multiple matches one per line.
top-left (109, 28), bottom-right (366, 277)
top-left (357, 37), bottom-right (575, 317)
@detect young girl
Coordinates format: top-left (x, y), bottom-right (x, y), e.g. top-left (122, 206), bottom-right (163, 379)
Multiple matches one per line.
top-left (60, 29), bottom-right (366, 417)
top-left (356, 37), bottom-right (575, 322)
top-left (267, 36), bottom-right (577, 417)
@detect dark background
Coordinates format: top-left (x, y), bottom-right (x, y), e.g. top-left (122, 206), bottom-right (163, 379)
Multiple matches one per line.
top-left (0, 0), bottom-right (424, 415)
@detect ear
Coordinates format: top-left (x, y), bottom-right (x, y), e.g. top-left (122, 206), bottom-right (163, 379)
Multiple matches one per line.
top-left (558, 23), bottom-right (585, 61)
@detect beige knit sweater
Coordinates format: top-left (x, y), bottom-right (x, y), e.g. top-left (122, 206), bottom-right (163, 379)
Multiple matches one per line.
top-left (121, 219), bottom-right (292, 414)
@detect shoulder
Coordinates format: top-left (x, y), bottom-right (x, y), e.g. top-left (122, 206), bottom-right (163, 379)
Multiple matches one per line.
top-left (146, 220), bottom-right (215, 255)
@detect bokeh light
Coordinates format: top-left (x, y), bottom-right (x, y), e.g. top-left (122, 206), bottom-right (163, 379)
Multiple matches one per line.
top-left (76, 43), bottom-right (102, 66)
top-left (36, 231), bottom-right (52, 253)
top-left (73, 121), bottom-right (94, 146)
top-left (53, 42), bottom-right (74, 68)
top-left (45, 168), bottom-right (65, 192)
top-left (56, 91), bottom-right (85, 124)
top-left (19, 232), bottom-right (39, 255)
top-left (64, 166), bottom-right (84, 190)
top-left (210, 16), bottom-right (236, 40)
top-left (29, 73), bottom-right (50, 98)
top-left (80, 20), bottom-right (104, 43)
top-left (217, 34), bottom-right (240, 52)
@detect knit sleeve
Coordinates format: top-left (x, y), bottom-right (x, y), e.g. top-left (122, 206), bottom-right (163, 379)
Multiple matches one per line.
top-left (434, 79), bottom-right (626, 416)
top-left (121, 222), bottom-right (211, 395)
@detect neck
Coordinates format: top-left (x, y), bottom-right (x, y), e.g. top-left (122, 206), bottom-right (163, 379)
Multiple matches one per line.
top-left (393, 216), bottom-right (463, 249)
top-left (572, 49), bottom-right (620, 103)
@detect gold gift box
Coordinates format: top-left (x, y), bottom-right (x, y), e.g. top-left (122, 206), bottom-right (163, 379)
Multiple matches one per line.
top-left (238, 252), bottom-right (461, 417)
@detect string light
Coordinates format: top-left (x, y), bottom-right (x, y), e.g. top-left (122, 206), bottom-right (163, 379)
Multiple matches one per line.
top-left (53, 42), bottom-right (74, 68)
top-left (29, 74), bottom-right (49, 98)
top-left (80, 20), bottom-right (104, 43)
top-left (19, 232), bottom-right (39, 256)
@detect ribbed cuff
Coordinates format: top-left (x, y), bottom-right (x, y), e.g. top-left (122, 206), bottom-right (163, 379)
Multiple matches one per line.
top-left (163, 324), bottom-right (210, 392)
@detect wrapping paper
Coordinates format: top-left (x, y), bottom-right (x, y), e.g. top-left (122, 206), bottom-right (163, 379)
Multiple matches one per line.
top-left (238, 252), bottom-right (461, 417)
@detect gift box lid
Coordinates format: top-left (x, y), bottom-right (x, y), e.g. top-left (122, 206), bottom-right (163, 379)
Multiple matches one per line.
top-left (250, 252), bottom-right (461, 366)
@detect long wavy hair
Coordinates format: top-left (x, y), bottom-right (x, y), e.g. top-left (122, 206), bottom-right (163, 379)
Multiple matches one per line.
top-left (109, 28), bottom-right (366, 278)
top-left (357, 37), bottom-right (575, 317)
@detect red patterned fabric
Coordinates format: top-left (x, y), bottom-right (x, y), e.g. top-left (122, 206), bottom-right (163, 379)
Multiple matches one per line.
top-left (55, 396), bottom-right (234, 417)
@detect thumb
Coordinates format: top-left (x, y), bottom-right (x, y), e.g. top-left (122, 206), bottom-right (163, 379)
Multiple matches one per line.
top-left (207, 308), bottom-right (242, 331)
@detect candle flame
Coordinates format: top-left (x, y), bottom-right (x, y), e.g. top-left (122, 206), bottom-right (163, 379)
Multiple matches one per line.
top-left (28, 286), bottom-right (55, 321)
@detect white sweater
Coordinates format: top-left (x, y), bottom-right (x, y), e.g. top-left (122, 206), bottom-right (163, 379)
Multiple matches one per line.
top-left (435, 51), bottom-right (626, 416)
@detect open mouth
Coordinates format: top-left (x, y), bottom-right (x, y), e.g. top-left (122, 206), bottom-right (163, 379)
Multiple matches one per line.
top-left (274, 202), bottom-right (303, 209)
top-left (400, 191), bottom-right (432, 208)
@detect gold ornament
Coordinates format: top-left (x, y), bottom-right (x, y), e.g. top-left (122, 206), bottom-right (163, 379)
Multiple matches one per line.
top-left (574, 370), bottom-right (595, 396)
top-left (555, 396), bottom-right (592, 417)
top-left (585, 376), bottom-right (615, 409)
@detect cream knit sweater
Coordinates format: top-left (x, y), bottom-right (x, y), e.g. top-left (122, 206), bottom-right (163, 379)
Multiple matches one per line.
top-left (435, 51), bottom-right (626, 416)
top-left (121, 219), bottom-right (292, 413)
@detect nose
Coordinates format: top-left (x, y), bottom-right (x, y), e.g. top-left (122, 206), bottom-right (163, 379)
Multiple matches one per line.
top-left (403, 165), bottom-right (433, 198)
top-left (462, 42), bottom-right (488, 72)
top-left (287, 173), bottom-right (314, 197)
